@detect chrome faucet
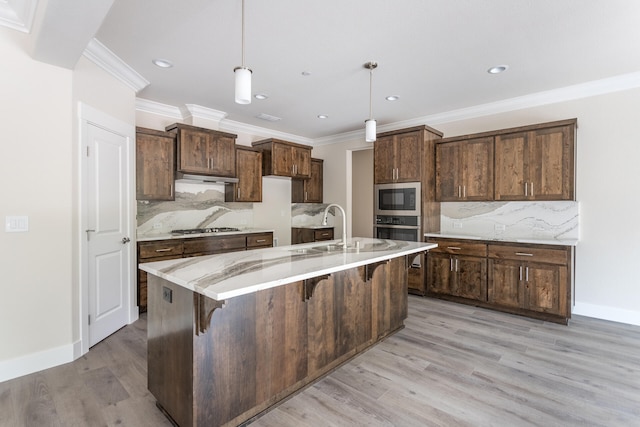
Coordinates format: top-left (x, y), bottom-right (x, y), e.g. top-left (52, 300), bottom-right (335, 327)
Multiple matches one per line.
top-left (321, 203), bottom-right (347, 247)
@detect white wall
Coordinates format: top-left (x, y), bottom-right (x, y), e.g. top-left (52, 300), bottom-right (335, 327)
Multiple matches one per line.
top-left (352, 149), bottom-right (374, 238)
top-left (0, 28), bottom-right (74, 378)
top-left (317, 88), bottom-right (640, 325)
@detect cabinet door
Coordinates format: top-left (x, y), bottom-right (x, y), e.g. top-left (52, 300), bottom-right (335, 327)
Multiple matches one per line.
top-left (231, 148), bottom-right (262, 202)
top-left (374, 136), bottom-right (395, 183)
top-left (395, 131), bottom-right (421, 182)
top-left (461, 137), bottom-right (494, 201)
top-left (524, 262), bottom-right (567, 316)
top-left (427, 253), bottom-right (455, 295)
top-left (494, 132), bottom-right (527, 200)
top-left (435, 142), bottom-right (461, 201)
top-left (208, 135), bottom-right (236, 177)
top-left (271, 142), bottom-right (294, 176)
top-left (136, 129), bottom-right (175, 201)
top-left (456, 256), bottom-right (487, 301)
top-left (178, 127), bottom-right (212, 174)
top-left (305, 159), bottom-right (323, 202)
top-left (528, 126), bottom-right (574, 200)
top-left (488, 259), bottom-right (523, 308)
top-left (292, 146), bottom-right (311, 178)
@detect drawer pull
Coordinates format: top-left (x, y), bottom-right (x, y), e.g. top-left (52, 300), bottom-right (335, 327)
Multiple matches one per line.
top-left (515, 252), bottom-right (534, 256)
top-left (155, 248), bottom-right (174, 253)
top-left (447, 246), bottom-right (461, 250)
top-left (320, 233), bottom-right (329, 236)
top-left (256, 239), bottom-right (266, 243)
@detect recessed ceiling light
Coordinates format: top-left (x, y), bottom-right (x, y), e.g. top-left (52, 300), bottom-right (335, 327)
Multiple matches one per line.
top-left (152, 58), bottom-right (173, 68)
top-left (254, 93), bottom-right (268, 100)
top-left (301, 71), bottom-right (311, 76)
top-left (488, 65), bottom-right (508, 74)
top-left (385, 95), bottom-right (399, 101)
top-left (256, 113), bottom-right (282, 122)
top-left (317, 114), bottom-right (328, 119)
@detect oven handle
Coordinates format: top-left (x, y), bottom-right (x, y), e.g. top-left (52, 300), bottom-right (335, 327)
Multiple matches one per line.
top-left (374, 225), bottom-right (420, 230)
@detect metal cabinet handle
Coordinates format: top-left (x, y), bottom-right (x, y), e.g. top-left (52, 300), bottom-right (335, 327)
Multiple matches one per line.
top-left (447, 246), bottom-right (461, 250)
top-left (305, 191), bottom-right (308, 201)
top-left (458, 185), bottom-right (461, 198)
top-left (121, 237), bottom-right (131, 244)
top-left (450, 258), bottom-right (454, 271)
top-left (256, 239), bottom-right (266, 243)
top-left (455, 259), bottom-right (459, 272)
top-left (155, 248), bottom-right (174, 252)
top-left (519, 266), bottom-right (523, 281)
top-left (525, 182), bottom-right (528, 196)
top-left (237, 187), bottom-right (241, 198)
top-left (530, 182), bottom-right (534, 197)
top-left (525, 266), bottom-right (529, 282)
top-left (515, 252), bottom-right (534, 256)
top-left (463, 185), bottom-right (466, 198)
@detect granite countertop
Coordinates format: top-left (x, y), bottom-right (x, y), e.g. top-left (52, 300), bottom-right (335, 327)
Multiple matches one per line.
top-left (139, 238), bottom-right (438, 300)
top-left (137, 228), bottom-right (275, 242)
top-left (424, 232), bottom-right (578, 247)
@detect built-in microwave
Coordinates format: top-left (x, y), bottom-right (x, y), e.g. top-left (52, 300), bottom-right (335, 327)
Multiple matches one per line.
top-left (374, 182), bottom-right (421, 216)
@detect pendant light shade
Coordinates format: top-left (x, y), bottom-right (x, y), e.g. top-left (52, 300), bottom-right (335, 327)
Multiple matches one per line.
top-left (364, 61), bottom-right (378, 142)
top-left (235, 67), bottom-right (252, 104)
top-left (234, 0), bottom-right (251, 104)
top-left (365, 119), bottom-right (377, 143)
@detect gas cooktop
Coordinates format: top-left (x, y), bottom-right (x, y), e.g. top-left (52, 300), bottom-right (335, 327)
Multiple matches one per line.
top-left (170, 227), bottom-right (240, 235)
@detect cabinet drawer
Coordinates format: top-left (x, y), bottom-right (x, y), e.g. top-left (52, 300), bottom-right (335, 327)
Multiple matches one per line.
top-left (314, 229), bottom-right (334, 241)
top-left (488, 244), bottom-right (568, 265)
top-left (183, 236), bottom-right (247, 256)
top-left (426, 239), bottom-right (487, 257)
top-left (247, 233), bottom-right (273, 248)
top-left (138, 240), bottom-right (184, 259)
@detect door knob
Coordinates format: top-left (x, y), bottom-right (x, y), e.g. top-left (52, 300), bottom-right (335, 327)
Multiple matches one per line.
top-left (121, 237), bottom-right (131, 244)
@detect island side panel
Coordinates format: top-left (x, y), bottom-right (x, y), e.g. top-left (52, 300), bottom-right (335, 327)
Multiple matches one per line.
top-left (371, 256), bottom-right (409, 340)
top-left (147, 276), bottom-right (195, 427)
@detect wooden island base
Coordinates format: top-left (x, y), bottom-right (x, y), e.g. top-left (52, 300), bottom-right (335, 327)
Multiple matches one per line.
top-left (147, 256), bottom-right (409, 427)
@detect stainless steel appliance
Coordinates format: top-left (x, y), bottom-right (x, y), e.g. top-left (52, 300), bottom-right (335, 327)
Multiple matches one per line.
top-left (374, 182), bottom-right (420, 216)
top-left (374, 215), bottom-right (421, 266)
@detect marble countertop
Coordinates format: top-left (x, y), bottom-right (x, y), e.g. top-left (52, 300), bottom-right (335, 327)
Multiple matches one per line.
top-left (137, 228), bottom-right (274, 242)
top-left (139, 238), bottom-right (438, 300)
top-left (424, 232), bottom-right (578, 247)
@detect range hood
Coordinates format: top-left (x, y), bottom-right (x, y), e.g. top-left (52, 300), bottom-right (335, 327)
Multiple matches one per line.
top-left (176, 172), bottom-right (239, 184)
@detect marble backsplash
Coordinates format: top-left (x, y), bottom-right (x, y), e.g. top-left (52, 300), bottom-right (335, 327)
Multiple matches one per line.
top-left (291, 203), bottom-right (332, 227)
top-left (137, 182), bottom-right (253, 237)
top-left (440, 201), bottom-right (579, 241)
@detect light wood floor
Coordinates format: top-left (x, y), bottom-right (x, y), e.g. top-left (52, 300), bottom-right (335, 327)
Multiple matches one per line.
top-left (2, 296), bottom-right (639, 426)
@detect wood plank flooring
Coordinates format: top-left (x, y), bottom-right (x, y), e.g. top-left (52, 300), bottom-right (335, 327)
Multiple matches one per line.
top-left (1, 296), bottom-right (639, 426)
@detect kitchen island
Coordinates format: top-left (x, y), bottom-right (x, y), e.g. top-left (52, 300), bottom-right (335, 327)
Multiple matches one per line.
top-left (140, 238), bottom-right (437, 427)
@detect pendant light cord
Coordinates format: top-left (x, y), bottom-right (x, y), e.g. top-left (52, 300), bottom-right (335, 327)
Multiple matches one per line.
top-left (241, 0), bottom-right (245, 67)
top-left (369, 67), bottom-right (373, 120)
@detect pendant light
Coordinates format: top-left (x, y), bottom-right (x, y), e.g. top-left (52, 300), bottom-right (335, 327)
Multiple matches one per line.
top-left (234, 0), bottom-right (251, 104)
top-left (364, 61), bottom-right (378, 142)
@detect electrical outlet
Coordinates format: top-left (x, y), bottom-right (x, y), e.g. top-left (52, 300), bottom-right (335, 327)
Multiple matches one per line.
top-left (153, 223), bottom-right (162, 229)
top-left (273, 237), bottom-right (279, 247)
top-left (453, 221), bottom-right (463, 229)
top-left (162, 286), bottom-right (173, 303)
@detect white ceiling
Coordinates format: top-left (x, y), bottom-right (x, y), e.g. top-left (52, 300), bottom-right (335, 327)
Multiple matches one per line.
top-left (9, 0), bottom-right (640, 141)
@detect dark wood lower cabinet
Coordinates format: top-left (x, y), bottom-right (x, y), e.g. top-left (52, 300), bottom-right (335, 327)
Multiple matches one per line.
top-left (426, 237), bottom-right (572, 324)
top-left (147, 256), bottom-right (408, 427)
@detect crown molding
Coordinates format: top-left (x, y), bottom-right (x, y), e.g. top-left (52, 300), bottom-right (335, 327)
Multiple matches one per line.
top-left (136, 71), bottom-right (640, 146)
top-left (83, 38), bottom-right (149, 93)
top-left (135, 98), bottom-right (183, 119)
top-left (0, 0), bottom-right (37, 33)
top-left (182, 104), bottom-right (228, 123)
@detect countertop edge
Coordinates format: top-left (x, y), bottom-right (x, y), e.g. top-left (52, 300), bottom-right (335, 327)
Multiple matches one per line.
top-left (424, 232), bottom-right (578, 247)
top-left (137, 228), bottom-right (275, 242)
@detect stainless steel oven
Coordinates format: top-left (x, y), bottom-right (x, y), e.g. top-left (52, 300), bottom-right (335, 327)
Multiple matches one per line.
top-left (374, 215), bottom-right (421, 266)
top-left (374, 182), bottom-right (420, 216)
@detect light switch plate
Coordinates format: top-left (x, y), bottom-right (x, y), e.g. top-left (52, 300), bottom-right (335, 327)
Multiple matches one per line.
top-left (5, 216), bottom-right (28, 232)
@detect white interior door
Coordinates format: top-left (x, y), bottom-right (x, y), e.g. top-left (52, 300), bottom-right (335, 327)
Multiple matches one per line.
top-left (84, 112), bottom-right (133, 347)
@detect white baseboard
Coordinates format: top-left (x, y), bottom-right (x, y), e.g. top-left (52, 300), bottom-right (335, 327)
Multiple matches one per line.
top-left (0, 341), bottom-right (79, 383)
top-left (573, 302), bottom-right (640, 326)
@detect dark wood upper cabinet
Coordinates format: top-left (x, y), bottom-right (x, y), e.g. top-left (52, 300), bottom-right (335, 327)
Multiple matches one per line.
top-left (225, 146), bottom-right (262, 202)
top-left (374, 129), bottom-right (427, 184)
top-left (495, 121), bottom-right (576, 201)
top-left (436, 136), bottom-right (494, 201)
top-left (292, 158), bottom-right (323, 203)
top-left (136, 127), bottom-right (176, 201)
top-left (251, 138), bottom-right (312, 178)
top-left (165, 123), bottom-right (237, 177)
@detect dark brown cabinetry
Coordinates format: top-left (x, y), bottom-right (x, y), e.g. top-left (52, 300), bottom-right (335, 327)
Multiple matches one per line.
top-left (252, 138), bottom-right (311, 178)
top-left (426, 239), bottom-right (487, 301)
top-left (435, 137), bottom-right (494, 201)
top-left (374, 129), bottom-right (424, 184)
top-left (488, 244), bottom-right (570, 319)
top-left (494, 120), bottom-right (576, 201)
top-left (292, 158), bottom-right (323, 203)
top-left (426, 237), bottom-right (572, 323)
top-left (137, 232), bottom-right (273, 312)
top-left (135, 127), bottom-right (176, 201)
top-left (291, 227), bottom-right (333, 244)
top-left (166, 123), bottom-right (237, 178)
top-left (225, 146), bottom-right (262, 202)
